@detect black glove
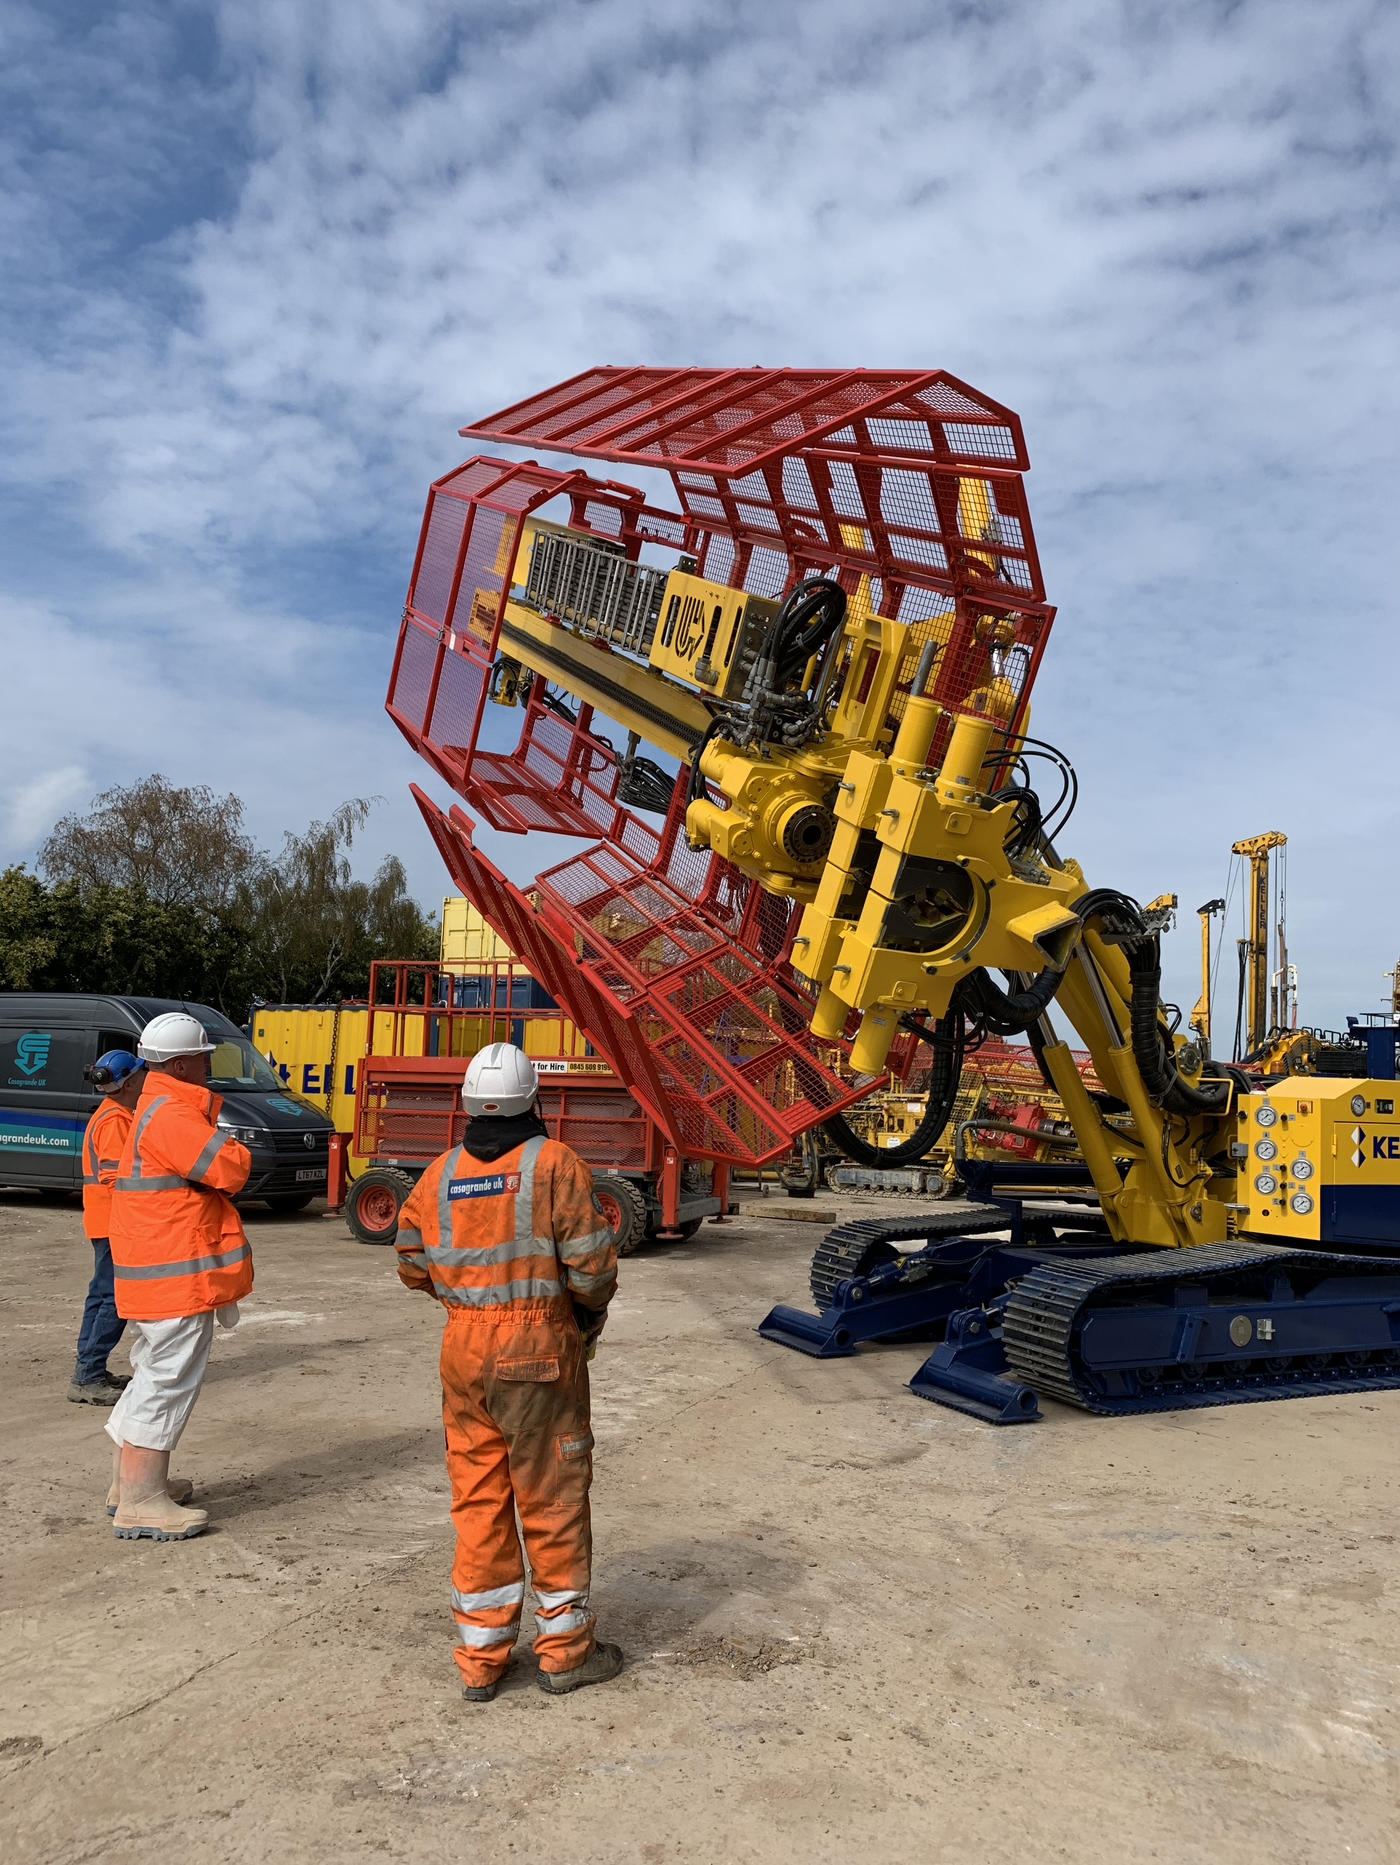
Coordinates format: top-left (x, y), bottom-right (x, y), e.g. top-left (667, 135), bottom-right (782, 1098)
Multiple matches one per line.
top-left (572, 1301), bottom-right (607, 1348)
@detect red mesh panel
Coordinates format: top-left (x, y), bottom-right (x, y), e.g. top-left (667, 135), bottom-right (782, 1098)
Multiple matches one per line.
top-left (464, 367), bottom-right (1030, 475)
top-left (412, 788), bottom-right (869, 1165)
top-left (411, 493), bottom-right (469, 624)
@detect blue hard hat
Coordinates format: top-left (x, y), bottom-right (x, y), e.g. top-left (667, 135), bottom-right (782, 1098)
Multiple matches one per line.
top-left (85, 1049), bottom-right (145, 1093)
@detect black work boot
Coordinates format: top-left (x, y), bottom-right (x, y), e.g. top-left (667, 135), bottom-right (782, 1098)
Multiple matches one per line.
top-left (67, 1372), bottom-right (130, 1405)
top-left (462, 1655), bottom-right (512, 1703)
top-left (537, 1642), bottom-right (624, 1695)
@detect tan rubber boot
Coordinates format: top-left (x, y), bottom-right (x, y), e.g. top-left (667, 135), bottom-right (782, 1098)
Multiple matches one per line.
top-left (113, 1489), bottom-right (209, 1541)
top-left (105, 1478), bottom-right (194, 1518)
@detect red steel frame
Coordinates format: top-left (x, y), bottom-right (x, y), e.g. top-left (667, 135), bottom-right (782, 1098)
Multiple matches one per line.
top-left (387, 368), bottom-right (1056, 1167)
top-left (349, 959), bottom-right (696, 1225)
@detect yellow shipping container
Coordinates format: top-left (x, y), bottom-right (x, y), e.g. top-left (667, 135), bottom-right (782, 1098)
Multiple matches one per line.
top-left (439, 896), bottom-right (516, 967)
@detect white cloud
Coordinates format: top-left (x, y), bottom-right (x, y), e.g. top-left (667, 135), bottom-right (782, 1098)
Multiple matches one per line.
top-left (5, 762), bottom-right (89, 848)
top-left (1, 0), bottom-right (1397, 1024)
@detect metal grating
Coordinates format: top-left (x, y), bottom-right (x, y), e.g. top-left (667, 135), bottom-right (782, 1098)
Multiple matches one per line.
top-left (411, 788), bottom-right (869, 1165)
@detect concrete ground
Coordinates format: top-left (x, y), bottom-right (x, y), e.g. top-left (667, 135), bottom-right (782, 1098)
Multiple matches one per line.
top-left (2, 1189), bottom-right (1397, 1865)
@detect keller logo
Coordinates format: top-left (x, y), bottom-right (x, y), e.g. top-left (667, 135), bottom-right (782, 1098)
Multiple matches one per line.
top-left (15, 1033), bottom-right (50, 1076)
top-left (1352, 1126), bottom-right (1365, 1168)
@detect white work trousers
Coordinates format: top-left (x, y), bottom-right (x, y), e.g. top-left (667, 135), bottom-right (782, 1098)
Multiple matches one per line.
top-left (105, 1312), bottom-right (216, 1452)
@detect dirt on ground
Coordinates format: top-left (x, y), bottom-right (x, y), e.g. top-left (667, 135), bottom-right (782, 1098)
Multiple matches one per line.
top-left (2, 1189), bottom-right (1397, 1865)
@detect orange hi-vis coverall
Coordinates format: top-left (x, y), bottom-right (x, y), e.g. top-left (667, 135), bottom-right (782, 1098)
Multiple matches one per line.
top-left (82, 1097), bottom-right (134, 1241)
top-left (395, 1134), bottom-right (617, 1688)
top-left (109, 1073), bottom-right (253, 1321)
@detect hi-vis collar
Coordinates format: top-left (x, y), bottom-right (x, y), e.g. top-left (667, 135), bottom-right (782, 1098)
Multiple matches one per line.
top-left (448, 1170), bottom-right (523, 1200)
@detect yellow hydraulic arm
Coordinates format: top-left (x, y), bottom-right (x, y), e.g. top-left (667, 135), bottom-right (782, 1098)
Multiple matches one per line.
top-left (669, 610), bottom-right (1247, 1250)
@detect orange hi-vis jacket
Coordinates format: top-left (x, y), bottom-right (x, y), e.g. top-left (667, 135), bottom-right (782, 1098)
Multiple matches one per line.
top-left (81, 1097), bottom-right (134, 1241)
top-left (108, 1072), bottom-right (254, 1322)
top-left (395, 1135), bottom-right (617, 1315)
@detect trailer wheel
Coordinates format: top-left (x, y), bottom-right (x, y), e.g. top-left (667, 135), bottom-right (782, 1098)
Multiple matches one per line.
top-left (345, 1168), bottom-right (415, 1245)
top-left (593, 1176), bottom-right (648, 1256)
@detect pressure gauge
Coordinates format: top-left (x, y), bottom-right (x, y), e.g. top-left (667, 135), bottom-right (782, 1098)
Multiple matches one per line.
top-left (1290, 1191), bottom-right (1314, 1216)
top-left (1254, 1173), bottom-right (1277, 1196)
top-left (1292, 1157), bottom-right (1313, 1181)
top-left (1255, 1138), bottom-right (1278, 1162)
top-left (1351, 1094), bottom-right (1367, 1117)
top-left (1256, 1104), bottom-right (1278, 1128)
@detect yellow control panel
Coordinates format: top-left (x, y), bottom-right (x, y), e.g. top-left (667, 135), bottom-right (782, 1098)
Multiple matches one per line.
top-left (1236, 1079), bottom-right (1400, 1246)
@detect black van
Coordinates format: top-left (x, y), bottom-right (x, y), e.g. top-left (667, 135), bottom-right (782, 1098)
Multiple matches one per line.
top-left (0, 993), bottom-right (335, 1211)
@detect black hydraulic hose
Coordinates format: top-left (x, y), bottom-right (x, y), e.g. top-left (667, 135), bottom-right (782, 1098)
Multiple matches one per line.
top-left (822, 1011), bottom-right (965, 1167)
top-left (958, 964), bottom-right (1063, 1036)
top-left (763, 578), bottom-right (847, 688)
top-left (1076, 895), bottom-right (1234, 1115)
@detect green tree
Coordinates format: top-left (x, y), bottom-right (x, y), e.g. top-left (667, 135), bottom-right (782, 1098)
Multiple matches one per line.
top-left (0, 866), bottom-right (253, 1011)
top-left (238, 799), bottom-right (437, 1004)
top-left (11, 780), bottom-right (438, 1014)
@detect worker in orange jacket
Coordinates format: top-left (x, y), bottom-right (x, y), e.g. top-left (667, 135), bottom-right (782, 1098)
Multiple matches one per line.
top-left (395, 1043), bottom-right (621, 1702)
top-left (106, 1012), bottom-right (253, 1542)
top-left (69, 1049), bottom-right (145, 1405)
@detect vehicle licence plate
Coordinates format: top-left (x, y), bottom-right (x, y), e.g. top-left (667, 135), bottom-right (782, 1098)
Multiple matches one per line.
top-left (296, 1168), bottom-right (327, 1183)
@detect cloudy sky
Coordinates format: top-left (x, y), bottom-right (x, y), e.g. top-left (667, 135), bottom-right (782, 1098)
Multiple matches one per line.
top-left (3, 0), bottom-right (1397, 1031)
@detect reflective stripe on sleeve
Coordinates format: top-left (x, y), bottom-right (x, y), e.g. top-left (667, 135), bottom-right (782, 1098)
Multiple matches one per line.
top-left (112, 1174), bottom-right (189, 1191)
top-left (558, 1226), bottom-right (615, 1263)
top-left (452, 1582), bottom-right (525, 1612)
top-left (455, 1621), bottom-right (520, 1648)
top-left (396, 1223), bottom-right (425, 1251)
top-left (186, 1130), bottom-right (231, 1184)
top-left (113, 1242), bottom-right (252, 1281)
top-left (98, 1158), bottom-right (121, 1170)
top-left (566, 1265), bottom-right (615, 1294)
top-left (398, 1251), bottom-right (430, 1271)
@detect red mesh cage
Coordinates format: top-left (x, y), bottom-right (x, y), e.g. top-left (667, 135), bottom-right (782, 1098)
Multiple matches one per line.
top-left (389, 367), bottom-right (1056, 1155)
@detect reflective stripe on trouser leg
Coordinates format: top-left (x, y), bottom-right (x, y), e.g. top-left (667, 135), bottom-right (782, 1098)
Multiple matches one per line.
top-left (534, 1585), bottom-right (591, 1639)
top-left (478, 1319), bottom-right (596, 1676)
top-left (440, 1323), bottom-right (528, 1687)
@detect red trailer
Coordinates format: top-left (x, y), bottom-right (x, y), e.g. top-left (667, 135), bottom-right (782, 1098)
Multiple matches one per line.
top-left (338, 959), bottom-right (724, 1251)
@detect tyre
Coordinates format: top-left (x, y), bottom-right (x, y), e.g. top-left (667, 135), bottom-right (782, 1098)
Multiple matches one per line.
top-left (592, 1176), bottom-right (649, 1256)
top-left (345, 1167), bottom-right (416, 1245)
top-left (264, 1193), bottom-right (315, 1215)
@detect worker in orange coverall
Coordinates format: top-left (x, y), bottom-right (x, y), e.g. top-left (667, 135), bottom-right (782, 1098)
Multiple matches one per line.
top-left (394, 1042), bottom-right (621, 1702)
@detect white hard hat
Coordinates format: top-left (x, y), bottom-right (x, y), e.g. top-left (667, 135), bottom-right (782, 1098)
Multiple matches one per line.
top-left (138, 1011), bottom-right (217, 1063)
top-left (462, 1043), bottom-right (539, 1117)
